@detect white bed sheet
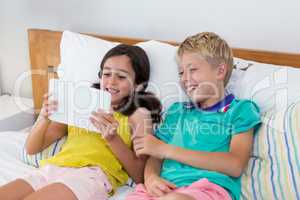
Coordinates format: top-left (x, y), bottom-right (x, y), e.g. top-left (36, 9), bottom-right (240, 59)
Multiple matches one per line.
top-left (0, 131), bottom-right (34, 185)
top-left (0, 130), bottom-right (134, 199)
top-left (0, 95), bottom-right (35, 131)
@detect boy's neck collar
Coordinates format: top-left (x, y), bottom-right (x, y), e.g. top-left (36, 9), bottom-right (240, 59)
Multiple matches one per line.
top-left (184, 94), bottom-right (235, 112)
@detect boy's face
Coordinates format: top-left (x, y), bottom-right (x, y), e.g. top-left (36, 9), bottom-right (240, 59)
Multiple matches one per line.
top-left (178, 52), bottom-right (224, 104)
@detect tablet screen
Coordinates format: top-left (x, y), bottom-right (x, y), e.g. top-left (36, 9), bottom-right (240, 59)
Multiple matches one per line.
top-left (48, 79), bottom-right (111, 132)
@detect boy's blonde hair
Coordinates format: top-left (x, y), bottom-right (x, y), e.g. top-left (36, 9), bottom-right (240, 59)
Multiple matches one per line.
top-left (177, 32), bottom-right (233, 86)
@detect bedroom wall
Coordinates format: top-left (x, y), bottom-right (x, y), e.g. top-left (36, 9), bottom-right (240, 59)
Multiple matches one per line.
top-left (0, 0), bottom-right (299, 98)
top-left (0, 0), bottom-right (62, 98)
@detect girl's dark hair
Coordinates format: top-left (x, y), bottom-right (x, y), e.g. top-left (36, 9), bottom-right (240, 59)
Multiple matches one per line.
top-left (93, 44), bottom-right (162, 123)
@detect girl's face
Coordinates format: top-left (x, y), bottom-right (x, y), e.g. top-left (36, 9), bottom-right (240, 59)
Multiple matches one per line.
top-left (178, 52), bottom-right (222, 105)
top-left (100, 55), bottom-right (136, 106)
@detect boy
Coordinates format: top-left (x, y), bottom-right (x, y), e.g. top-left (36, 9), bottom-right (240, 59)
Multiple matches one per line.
top-left (127, 32), bottom-right (261, 200)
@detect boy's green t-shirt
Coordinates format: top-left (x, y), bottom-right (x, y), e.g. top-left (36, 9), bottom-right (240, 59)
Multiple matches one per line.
top-left (155, 95), bottom-right (261, 200)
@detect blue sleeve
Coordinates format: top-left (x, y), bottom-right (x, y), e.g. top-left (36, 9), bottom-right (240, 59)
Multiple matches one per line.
top-left (230, 100), bottom-right (261, 135)
top-left (154, 102), bottom-right (182, 143)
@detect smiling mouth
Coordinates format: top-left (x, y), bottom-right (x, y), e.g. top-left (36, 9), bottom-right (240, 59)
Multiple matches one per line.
top-left (106, 88), bottom-right (120, 94)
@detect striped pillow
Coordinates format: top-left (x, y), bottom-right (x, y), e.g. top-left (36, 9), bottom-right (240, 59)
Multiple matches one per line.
top-left (241, 102), bottom-right (300, 200)
top-left (21, 136), bottom-right (66, 168)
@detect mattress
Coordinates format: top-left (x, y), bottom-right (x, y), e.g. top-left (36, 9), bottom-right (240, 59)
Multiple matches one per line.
top-left (0, 130), bottom-right (134, 199)
top-left (0, 95), bottom-right (35, 131)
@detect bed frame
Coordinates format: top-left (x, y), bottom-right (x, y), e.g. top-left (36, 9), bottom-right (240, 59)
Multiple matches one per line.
top-left (28, 29), bottom-right (300, 112)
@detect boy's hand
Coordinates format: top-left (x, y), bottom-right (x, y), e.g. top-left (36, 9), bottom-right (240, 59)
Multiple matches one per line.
top-left (90, 109), bottom-right (119, 141)
top-left (145, 174), bottom-right (176, 197)
top-left (133, 134), bottom-right (170, 159)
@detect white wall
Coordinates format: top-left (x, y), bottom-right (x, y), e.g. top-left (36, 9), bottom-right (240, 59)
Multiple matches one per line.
top-left (0, 0), bottom-right (62, 97)
top-left (0, 0), bottom-right (299, 98)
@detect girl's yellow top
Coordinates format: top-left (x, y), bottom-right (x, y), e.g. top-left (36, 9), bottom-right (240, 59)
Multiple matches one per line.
top-left (40, 112), bottom-right (132, 192)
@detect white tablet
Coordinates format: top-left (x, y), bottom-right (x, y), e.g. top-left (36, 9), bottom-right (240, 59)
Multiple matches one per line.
top-left (48, 79), bottom-right (111, 132)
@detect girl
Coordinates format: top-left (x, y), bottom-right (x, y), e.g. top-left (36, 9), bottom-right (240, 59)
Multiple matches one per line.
top-left (126, 32), bottom-right (261, 200)
top-left (0, 44), bottom-right (161, 200)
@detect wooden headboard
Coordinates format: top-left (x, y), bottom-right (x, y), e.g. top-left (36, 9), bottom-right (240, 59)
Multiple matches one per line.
top-left (28, 28), bottom-right (300, 112)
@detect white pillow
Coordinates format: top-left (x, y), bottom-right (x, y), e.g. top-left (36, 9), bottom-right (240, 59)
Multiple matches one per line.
top-left (225, 58), bottom-right (249, 96)
top-left (234, 59), bottom-right (300, 113)
top-left (57, 31), bottom-right (117, 83)
top-left (56, 32), bottom-right (246, 111)
top-left (234, 57), bottom-right (254, 70)
top-left (136, 40), bottom-right (188, 111)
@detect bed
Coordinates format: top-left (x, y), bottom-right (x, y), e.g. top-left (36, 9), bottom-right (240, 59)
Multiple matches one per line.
top-left (0, 95), bottom-right (35, 189)
top-left (0, 29), bottom-right (299, 200)
top-left (0, 95), bottom-right (35, 131)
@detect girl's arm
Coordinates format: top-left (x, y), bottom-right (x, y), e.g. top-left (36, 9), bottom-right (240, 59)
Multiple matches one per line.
top-left (25, 118), bottom-right (67, 155)
top-left (135, 129), bottom-right (254, 178)
top-left (25, 93), bottom-right (67, 155)
top-left (105, 107), bottom-right (152, 183)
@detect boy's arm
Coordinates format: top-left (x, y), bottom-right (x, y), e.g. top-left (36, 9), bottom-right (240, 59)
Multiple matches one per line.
top-left (144, 157), bottom-right (176, 197)
top-left (144, 157), bottom-right (162, 182)
top-left (164, 129), bottom-right (254, 177)
top-left (135, 129), bottom-right (253, 178)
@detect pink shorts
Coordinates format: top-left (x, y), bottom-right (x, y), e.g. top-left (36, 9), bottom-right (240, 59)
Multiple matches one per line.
top-left (125, 178), bottom-right (232, 200)
top-left (22, 164), bottom-right (112, 200)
